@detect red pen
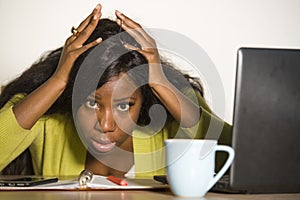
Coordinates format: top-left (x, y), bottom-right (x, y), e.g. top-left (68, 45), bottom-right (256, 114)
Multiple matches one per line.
top-left (107, 176), bottom-right (128, 186)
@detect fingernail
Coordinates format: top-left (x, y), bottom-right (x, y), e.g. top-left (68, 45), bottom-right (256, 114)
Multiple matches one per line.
top-left (96, 37), bottom-right (102, 43)
top-left (95, 4), bottom-right (101, 10)
top-left (116, 19), bottom-right (121, 25)
top-left (116, 10), bottom-right (124, 17)
top-left (93, 4), bottom-right (100, 13)
top-left (94, 12), bottom-right (100, 20)
top-left (123, 43), bottom-right (129, 48)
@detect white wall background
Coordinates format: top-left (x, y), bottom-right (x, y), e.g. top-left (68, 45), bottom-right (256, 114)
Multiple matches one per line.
top-left (1, 0), bottom-right (300, 123)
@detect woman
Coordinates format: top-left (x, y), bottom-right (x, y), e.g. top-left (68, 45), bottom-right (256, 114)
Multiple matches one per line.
top-left (0, 4), bottom-right (231, 177)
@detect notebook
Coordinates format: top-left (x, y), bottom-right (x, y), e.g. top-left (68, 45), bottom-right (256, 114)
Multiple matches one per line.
top-left (0, 170), bottom-right (167, 190)
top-left (211, 47), bottom-right (300, 194)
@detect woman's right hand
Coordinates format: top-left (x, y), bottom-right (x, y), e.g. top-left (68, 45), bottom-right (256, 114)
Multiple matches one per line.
top-left (13, 4), bottom-right (103, 130)
top-left (53, 4), bottom-right (103, 85)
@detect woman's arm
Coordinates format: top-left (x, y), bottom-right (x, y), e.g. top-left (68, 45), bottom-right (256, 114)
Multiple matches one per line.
top-left (13, 4), bottom-right (103, 130)
top-left (115, 11), bottom-right (200, 128)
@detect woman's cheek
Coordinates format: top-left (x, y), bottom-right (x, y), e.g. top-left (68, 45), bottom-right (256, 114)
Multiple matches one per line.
top-left (113, 111), bottom-right (139, 134)
top-left (76, 107), bottom-right (96, 136)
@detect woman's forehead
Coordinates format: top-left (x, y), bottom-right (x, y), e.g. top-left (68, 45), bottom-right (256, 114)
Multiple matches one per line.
top-left (93, 73), bottom-right (141, 99)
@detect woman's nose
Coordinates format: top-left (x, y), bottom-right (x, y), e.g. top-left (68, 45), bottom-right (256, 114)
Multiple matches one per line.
top-left (94, 109), bottom-right (116, 133)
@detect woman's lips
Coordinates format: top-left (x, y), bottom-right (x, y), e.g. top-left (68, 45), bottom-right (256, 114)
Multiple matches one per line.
top-left (91, 140), bottom-right (116, 153)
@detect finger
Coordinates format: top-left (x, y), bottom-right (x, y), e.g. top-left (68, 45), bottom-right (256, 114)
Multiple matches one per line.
top-left (116, 19), bottom-right (146, 46)
top-left (72, 6), bottom-right (102, 45)
top-left (123, 43), bottom-right (160, 64)
top-left (115, 10), bottom-right (153, 42)
top-left (77, 4), bottom-right (102, 32)
top-left (115, 10), bottom-right (140, 29)
top-left (115, 13), bottom-right (155, 51)
top-left (116, 19), bottom-right (154, 50)
top-left (72, 37), bottom-right (102, 58)
top-left (67, 4), bottom-right (101, 44)
top-left (123, 42), bottom-right (140, 51)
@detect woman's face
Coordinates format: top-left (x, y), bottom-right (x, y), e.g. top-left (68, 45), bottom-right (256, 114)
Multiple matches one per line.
top-left (76, 73), bottom-right (142, 155)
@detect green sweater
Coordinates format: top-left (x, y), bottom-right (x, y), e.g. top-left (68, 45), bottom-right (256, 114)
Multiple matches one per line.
top-left (0, 93), bottom-right (232, 177)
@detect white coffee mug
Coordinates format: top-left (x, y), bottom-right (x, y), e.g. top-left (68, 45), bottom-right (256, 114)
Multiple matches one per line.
top-left (165, 139), bottom-right (234, 197)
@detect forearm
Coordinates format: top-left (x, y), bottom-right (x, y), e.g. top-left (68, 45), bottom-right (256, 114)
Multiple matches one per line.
top-left (12, 76), bottom-right (66, 130)
top-left (114, 11), bottom-right (201, 128)
top-left (149, 66), bottom-right (201, 128)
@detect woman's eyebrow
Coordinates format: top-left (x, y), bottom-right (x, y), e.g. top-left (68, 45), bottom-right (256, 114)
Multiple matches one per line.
top-left (113, 96), bottom-right (136, 102)
top-left (94, 95), bottom-right (101, 100)
top-left (87, 95), bottom-right (96, 99)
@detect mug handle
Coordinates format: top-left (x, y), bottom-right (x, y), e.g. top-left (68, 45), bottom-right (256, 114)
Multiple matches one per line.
top-left (206, 145), bottom-right (235, 191)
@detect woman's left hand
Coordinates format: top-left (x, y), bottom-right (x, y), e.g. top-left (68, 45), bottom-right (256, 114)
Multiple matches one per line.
top-left (114, 11), bottom-right (201, 128)
top-left (115, 10), bottom-right (168, 88)
top-left (115, 10), bottom-right (160, 65)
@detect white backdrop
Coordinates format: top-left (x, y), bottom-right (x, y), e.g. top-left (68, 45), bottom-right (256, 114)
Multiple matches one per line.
top-left (1, 0), bottom-right (300, 123)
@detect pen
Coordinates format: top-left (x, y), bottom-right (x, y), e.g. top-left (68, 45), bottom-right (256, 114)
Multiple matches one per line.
top-left (107, 176), bottom-right (128, 186)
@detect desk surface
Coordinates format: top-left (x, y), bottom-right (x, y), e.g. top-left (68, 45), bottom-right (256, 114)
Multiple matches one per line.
top-left (0, 190), bottom-right (299, 200)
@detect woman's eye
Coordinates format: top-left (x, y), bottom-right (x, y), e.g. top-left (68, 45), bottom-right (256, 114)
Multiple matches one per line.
top-left (117, 103), bottom-right (131, 112)
top-left (85, 100), bottom-right (99, 109)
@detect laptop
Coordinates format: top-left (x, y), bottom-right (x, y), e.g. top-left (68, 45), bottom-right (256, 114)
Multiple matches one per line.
top-left (211, 47), bottom-right (300, 194)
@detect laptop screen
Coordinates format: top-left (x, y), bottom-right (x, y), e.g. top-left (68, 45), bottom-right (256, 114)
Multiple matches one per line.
top-left (230, 47), bottom-right (300, 193)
